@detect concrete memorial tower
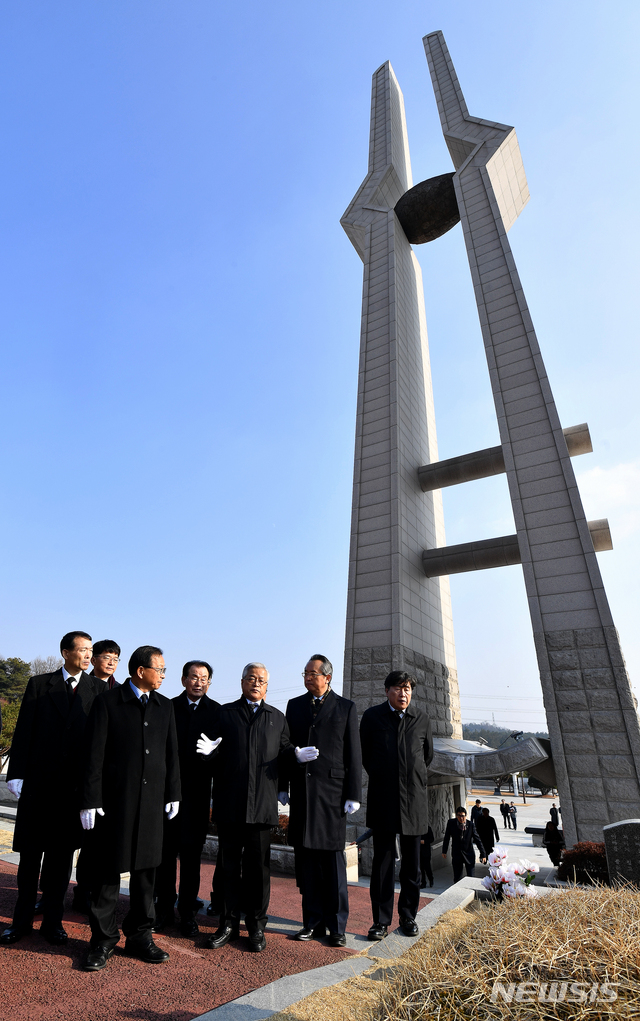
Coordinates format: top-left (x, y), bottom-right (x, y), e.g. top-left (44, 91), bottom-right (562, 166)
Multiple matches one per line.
top-left (342, 33), bottom-right (640, 851)
top-left (341, 62), bottom-right (463, 846)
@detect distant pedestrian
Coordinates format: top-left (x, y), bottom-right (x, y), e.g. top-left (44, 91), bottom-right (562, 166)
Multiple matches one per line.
top-left (420, 827), bottom-right (434, 888)
top-left (509, 802), bottom-right (518, 830)
top-left (499, 799), bottom-right (511, 829)
top-left (442, 807), bottom-right (486, 883)
top-left (549, 803), bottom-right (559, 826)
top-left (470, 799), bottom-right (482, 826)
top-left (542, 821), bottom-right (564, 866)
top-left (475, 808), bottom-right (500, 857)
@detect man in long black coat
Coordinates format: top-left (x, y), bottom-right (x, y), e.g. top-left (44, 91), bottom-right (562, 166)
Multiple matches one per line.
top-left (281, 655), bottom-right (361, 948)
top-left (442, 806), bottom-right (487, 882)
top-left (1, 631), bottom-right (106, 946)
top-left (360, 670), bottom-right (433, 940)
top-left (197, 662), bottom-right (292, 953)
top-left (154, 659), bottom-right (220, 936)
top-left (80, 645), bottom-right (181, 972)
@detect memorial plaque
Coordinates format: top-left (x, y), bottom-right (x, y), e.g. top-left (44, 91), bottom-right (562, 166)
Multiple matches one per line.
top-left (603, 819), bottom-right (640, 886)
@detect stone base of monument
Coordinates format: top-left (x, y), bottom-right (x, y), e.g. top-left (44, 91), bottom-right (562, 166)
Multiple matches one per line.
top-left (603, 818), bottom-right (640, 887)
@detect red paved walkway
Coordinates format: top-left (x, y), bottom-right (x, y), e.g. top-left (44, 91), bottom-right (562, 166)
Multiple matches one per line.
top-left (0, 859), bottom-right (431, 1021)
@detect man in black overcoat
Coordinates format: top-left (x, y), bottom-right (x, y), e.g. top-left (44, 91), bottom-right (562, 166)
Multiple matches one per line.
top-left (197, 662), bottom-right (292, 953)
top-left (1, 631), bottom-right (106, 946)
top-left (80, 645), bottom-right (181, 972)
top-left (154, 659), bottom-right (220, 936)
top-left (442, 806), bottom-right (487, 882)
top-left (281, 655), bottom-right (361, 948)
top-left (359, 670), bottom-right (433, 940)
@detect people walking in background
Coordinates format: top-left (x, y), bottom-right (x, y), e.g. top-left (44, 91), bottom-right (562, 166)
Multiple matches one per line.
top-left (509, 802), bottom-right (518, 830)
top-left (154, 660), bottom-right (220, 937)
top-left (475, 808), bottom-right (500, 857)
top-left (420, 827), bottom-right (434, 888)
top-left (80, 645), bottom-right (181, 972)
top-left (1, 632), bottom-right (106, 947)
top-left (499, 799), bottom-right (511, 829)
top-left (442, 807), bottom-right (486, 883)
top-left (542, 820), bottom-right (564, 866)
top-left (283, 655), bottom-right (361, 948)
top-left (549, 803), bottom-right (559, 826)
top-left (360, 671), bottom-right (433, 941)
top-left (470, 799), bottom-right (482, 826)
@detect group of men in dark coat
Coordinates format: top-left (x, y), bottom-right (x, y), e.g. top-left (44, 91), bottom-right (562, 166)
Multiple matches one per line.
top-left (2, 633), bottom-right (443, 967)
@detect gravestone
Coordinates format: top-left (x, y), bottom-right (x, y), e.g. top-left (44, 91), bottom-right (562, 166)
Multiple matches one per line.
top-left (603, 819), bottom-right (640, 886)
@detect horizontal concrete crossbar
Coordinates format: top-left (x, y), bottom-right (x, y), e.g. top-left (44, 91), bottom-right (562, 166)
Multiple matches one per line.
top-left (422, 519), bottom-right (612, 578)
top-left (417, 423), bottom-right (592, 492)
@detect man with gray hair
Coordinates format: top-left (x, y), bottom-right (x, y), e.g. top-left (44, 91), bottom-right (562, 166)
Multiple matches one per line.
top-left (197, 662), bottom-right (292, 952)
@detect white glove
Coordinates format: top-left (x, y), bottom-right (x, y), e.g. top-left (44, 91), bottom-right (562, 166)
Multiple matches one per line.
top-left (344, 800), bottom-right (360, 815)
top-left (7, 779), bottom-right (23, 799)
top-left (295, 745), bottom-right (319, 763)
top-left (165, 802), bottom-right (180, 820)
top-left (80, 807), bottom-right (105, 830)
top-left (278, 791), bottom-right (289, 806)
top-left (196, 733), bottom-right (222, 756)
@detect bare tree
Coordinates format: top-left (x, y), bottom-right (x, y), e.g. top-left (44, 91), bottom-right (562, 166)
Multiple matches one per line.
top-left (30, 655), bottom-right (63, 675)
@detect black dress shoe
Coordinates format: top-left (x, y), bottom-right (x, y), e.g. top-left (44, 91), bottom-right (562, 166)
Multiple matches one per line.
top-left (367, 923), bottom-right (388, 941)
top-left (0, 925), bottom-right (32, 945)
top-left (41, 925), bottom-right (68, 945)
top-left (206, 901), bottom-right (222, 917)
top-left (399, 918), bottom-right (419, 937)
top-left (248, 930), bottom-right (266, 952)
top-left (292, 925), bottom-right (326, 941)
top-left (205, 925), bottom-right (239, 950)
top-left (84, 945), bottom-right (115, 971)
top-left (152, 911), bottom-right (176, 932)
top-left (179, 920), bottom-right (199, 937)
top-left (327, 932), bottom-right (346, 947)
top-left (124, 939), bottom-right (169, 963)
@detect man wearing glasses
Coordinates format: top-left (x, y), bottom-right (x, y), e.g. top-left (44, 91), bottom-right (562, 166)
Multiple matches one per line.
top-left (90, 640), bottom-right (121, 689)
top-left (281, 655), bottom-right (361, 948)
top-left (79, 645), bottom-right (181, 971)
top-left (360, 671), bottom-right (433, 941)
top-left (197, 662), bottom-right (292, 953)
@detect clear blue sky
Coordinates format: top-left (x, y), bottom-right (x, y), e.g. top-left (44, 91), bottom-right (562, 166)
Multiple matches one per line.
top-left (1, 1), bottom-right (638, 730)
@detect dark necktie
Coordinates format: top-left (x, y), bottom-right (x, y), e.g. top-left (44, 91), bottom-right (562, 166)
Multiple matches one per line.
top-left (191, 702), bottom-right (198, 712)
top-left (66, 680), bottom-right (76, 706)
top-left (140, 694), bottom-right (148, 712)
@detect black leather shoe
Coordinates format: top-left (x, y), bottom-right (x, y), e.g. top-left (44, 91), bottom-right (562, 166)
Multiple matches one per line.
top-left (0, 925), bottom-right (32, 945)
top-left (327, 932), bottom-right (346, 947)
top-left (292, 926), bottom-right (326, 941)
top-left (84, 945), bottom-right (115, 971)
top-left (368, 923), bottom-right (388, 941)
top-left (399, 918), bottom-right (419, 937)
top-left (180, 920), bottom-right (199, 937)
top-left (152, 913), bottom-right (174, 933)
top-left (206, 901), bottom-right (222, 917)
top-left (248, 930), bottom-right (266, 952)
top-left (41, 925), bottom-right (68, 945)
top-left (124, 939), bottom-right (169, 963)
top-left (205, 925), bottom-right (239, 950)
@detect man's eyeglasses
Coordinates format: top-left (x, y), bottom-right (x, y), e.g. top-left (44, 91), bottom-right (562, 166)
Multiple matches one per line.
top-left (303, 671), bottom-right (326, 679)
top-left (96, 656), bottom-right (119, 665)
top-left (244, 676), bottom-right (268, 686)
top-left (147, 666), bottom-right (167, 677)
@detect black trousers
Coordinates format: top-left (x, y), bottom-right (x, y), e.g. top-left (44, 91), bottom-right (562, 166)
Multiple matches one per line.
top-left (14, 846), bottom-right (74, 930)
top-left (155, 817), bottom-right (205, 921)
top-left (370, 830), bottom-right (421, 927)
top-left (218, 823), bottom-right (270, 934)
top-left (89, 867), bottom-right (155, 948)
top-left (296, 846), bottom-right (349, 935)
top-left (420, 841), bottom-right (433, 886)
top-left (452, 858), bottom-right (475, 883)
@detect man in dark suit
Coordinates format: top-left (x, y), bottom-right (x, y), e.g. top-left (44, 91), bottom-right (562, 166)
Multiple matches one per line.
top-left (80, 645), bottom-right (181, 972)
top-left (154, 659), bottom-right (220, 936)
top-left (198, 662), bottom-right (291, 953)
top-left (1, 631), bottom-right (106, 946)
top-left (90, 640), bottom-right (121, 689)
top-left (360, 670), bottom-right (433, 940)
top-left (281, 655), bottom-right (361, 948)
top-left (442, 807), bottom-right (486, 883)
top-left (475, 807), bottom-right (500, 857)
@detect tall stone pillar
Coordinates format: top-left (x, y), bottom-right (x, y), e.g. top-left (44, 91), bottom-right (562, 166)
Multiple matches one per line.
top-left (423, 31), bottom-right (640, 844)
top-left (341, 62), bottom-right (461, 849)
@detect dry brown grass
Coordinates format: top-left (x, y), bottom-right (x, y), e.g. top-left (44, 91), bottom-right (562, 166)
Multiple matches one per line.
top-left (272, 888), bottom-right (640, 1021)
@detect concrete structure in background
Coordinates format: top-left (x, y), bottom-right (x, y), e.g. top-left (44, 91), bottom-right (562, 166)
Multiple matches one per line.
top-left (341, 62), bottom-right (463, 861)
top-left (341, 32), bottom-right (640, 853)
top-left (420, 31), bottom-right (640, 845)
